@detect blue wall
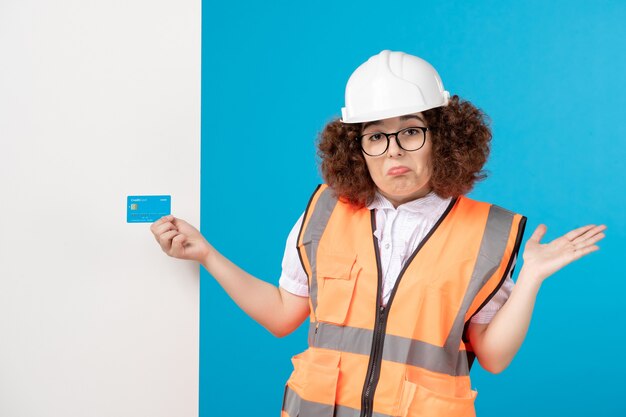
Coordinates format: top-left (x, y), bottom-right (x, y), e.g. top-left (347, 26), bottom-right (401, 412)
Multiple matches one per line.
top-left (201, 1), bottom-right (625, 415)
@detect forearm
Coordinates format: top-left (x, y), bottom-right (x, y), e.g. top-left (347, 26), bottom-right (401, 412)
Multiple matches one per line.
top-left (479, 265), bottom-right (543, 373)
top-left (201, 245), bottom-right (286, 337)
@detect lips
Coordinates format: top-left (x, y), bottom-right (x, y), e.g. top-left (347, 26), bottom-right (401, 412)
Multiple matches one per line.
top-left (387, 166), bottom-right (410, 176)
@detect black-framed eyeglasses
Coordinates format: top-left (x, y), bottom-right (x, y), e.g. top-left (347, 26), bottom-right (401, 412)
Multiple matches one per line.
top-left (357, 126), bottom-right (429, 157)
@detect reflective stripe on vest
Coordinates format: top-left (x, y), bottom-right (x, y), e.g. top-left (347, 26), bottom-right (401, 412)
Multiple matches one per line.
top-left (286, 184), bottom-right (527, 417)
top-left (298, 185), bottom-right (338, 315)
top-left (283, 384), bottom-right (394, 417)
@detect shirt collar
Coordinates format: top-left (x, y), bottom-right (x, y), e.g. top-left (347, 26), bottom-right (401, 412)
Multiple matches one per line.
top-left (367, 189), bottom-right (452, 218)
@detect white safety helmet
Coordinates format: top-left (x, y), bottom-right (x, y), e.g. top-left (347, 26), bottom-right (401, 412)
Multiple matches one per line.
top-left (340, 50), bottom-right (450, 124)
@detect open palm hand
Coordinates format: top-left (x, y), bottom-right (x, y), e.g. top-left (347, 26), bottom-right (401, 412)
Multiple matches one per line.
top-left (522, 223), bottom-right (607, 282)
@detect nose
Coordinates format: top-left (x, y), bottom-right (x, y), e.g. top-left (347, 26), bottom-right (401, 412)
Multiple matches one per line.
top-left (386, 133), bottom-right (404, 157)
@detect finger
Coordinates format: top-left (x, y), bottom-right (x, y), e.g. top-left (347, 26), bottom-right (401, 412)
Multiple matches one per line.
top-left (529, 224), bottom-right (547, 243)
top-left (573, 232), bottom-right (606, 250)
top-left (150, 215), bottom-right (174, 233)
top-left (571, 244), bottom-right (600, 261)
top-left (151, 215), bottom-right (175, 236)
top-left (171, 234), bottom-right (187, 255)
top-left (159, 230), bottom-right (180, 251)
top-left (154, 222), bottom-right (178, 240)
top-left (571, 225), bottom-right (607, 245)
top-left (564, 224), bottom-right (597, 242)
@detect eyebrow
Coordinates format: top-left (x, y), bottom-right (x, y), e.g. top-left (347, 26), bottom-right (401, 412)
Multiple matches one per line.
top-left (362, 114), bottom-right (426, 131)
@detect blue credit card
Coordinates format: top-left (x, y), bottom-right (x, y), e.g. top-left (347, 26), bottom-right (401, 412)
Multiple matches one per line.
top-left (127, 195), bottom-right (171, 223)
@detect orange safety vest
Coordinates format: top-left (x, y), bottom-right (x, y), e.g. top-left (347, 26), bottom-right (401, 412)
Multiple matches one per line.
top-left (281, 184), bottom-right (527, 417)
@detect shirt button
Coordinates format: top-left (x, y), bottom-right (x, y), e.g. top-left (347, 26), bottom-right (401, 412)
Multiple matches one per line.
top-left (385, 243), bottom-right (390, 249)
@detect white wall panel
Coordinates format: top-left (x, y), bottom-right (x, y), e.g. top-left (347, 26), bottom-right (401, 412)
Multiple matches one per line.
top-left (0, 1), bottom-right (200, 416)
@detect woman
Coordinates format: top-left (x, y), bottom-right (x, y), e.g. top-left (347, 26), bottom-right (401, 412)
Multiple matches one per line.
top-left (150, 50), bottom-right (606, 417)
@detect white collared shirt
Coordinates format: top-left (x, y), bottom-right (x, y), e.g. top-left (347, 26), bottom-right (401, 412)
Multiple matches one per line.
top-left (278, 190), bottom-right (516, 324)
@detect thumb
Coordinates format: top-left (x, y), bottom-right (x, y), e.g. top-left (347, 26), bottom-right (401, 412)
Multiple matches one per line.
top-left (172, 233), bottom-right (187, 254)
top-left (529, 224), bottom-right (547, 243)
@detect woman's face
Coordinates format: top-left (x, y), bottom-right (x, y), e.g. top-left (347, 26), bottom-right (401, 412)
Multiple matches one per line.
top-left (361, 112), bottom-right (433, 207)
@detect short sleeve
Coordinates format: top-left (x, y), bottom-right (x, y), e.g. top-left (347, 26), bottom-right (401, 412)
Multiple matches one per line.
top-left (278, 212), bottom-right (310, 297)
top-left (470, 252), bottom-right (518, 324)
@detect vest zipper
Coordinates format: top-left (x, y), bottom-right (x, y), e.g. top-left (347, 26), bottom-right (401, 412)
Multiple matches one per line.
top-left (361, 304), bottom-right (386, 417)
top-left (359, 198), bottom-right (458, 417)
top-left (360, 211), bottom-right (387, 417)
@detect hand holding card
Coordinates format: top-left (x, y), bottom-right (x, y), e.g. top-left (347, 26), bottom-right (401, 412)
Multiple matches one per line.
top-left (150, 215), bottom-right (212, 263)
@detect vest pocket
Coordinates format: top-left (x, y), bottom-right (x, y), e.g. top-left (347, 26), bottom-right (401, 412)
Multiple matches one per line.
top-left (315, 252), bottom-right (361, 326)
top-left (400, 378), bottom-right (478, 417)
top-left (283, 352), bottom-right (340, 417)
